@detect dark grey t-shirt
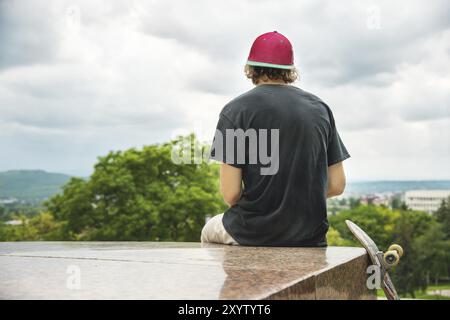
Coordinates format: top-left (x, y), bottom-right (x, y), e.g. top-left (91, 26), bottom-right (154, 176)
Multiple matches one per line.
top-left (210, 84), bottom-right (350, 247)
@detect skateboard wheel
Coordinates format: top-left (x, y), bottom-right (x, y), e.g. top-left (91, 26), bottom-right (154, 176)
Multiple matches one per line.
top-left (383, 250), bottom-right (400, 267)
top-left (388, 244), bottom-right (403, 258)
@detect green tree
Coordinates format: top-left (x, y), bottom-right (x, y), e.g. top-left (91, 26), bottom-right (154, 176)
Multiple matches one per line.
top-left (390, 210), bottom-right (434, 297)
top-left (0, 205), bottom-right (5, 221)
top-left (328, 205), bottom-right (449, 298)
top-left (328, 205), bottom-right (399, 249)
top-left (435, 196), bottom-right (450, 239)
top-left (390, 196), bottom-right (407, 210)
top-left (433, 196), bottom-right (450, 280)
top-left (415, 222), bottom-right (449, 287)
top-left (0, 223), bottom-right (17, 241)
top-left (326, 227), bottom-right (353, 246)
top-left (0, 212), bottom-right (62, 241)
top-left (349, 197), bottom-right (361, 209)
top-left (45, 136), bottom-right (225, 241)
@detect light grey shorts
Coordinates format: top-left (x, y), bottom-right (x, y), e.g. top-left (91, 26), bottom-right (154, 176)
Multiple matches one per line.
top-left (200, 213), bottom-right (238, 245)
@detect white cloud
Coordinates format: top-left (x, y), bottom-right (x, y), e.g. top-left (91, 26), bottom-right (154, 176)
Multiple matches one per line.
top-left (0, 0), bottom-right (449, 179)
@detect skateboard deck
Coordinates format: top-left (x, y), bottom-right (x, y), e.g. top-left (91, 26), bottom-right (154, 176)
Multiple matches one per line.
top-left (345, 220), bottom-right (400, 300)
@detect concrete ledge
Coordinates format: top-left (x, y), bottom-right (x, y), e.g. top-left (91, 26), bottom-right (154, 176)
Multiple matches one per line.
top-left (0, 242), bottom-right (375, 300)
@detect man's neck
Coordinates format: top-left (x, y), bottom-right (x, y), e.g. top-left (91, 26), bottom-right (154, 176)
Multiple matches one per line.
top-left (257, 79), bottom-right (287, 86)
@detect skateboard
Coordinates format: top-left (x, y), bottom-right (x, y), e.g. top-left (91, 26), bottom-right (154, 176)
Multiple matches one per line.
top-left (345, 220), bottom-right (403, 300)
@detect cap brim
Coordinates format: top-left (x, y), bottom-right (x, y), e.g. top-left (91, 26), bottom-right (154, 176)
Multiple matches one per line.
top-left (246, 60), bottom-right (295, 70)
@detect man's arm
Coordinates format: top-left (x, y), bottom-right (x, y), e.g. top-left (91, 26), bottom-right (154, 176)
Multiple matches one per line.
top-left (327, 162), bottom-right (346, 198)
top-left (220, 163), bottom-right (243, 206)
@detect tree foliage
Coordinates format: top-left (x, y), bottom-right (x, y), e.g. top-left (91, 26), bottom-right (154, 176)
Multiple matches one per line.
top-left (44, 136), bottom-right (226, 241)
top-left (435, 196), bottom-right (450, 240)
top-left (329, 204), bottom-right (450, 297)
top-left (0, 212), bottom-right (63, 241)
top-left (328, 205), bottom-right (399, 248)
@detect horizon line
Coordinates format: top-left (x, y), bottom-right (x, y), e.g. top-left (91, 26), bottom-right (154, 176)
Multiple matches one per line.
top-left (1, 169), bottom-right (450, 182)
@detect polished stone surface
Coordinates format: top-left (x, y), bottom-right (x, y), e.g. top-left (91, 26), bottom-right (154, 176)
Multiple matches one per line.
top-left (0, 242), bottom-right (375, 300)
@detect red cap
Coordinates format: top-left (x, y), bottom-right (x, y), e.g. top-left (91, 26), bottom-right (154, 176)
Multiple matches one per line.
top-left (247, 31), bottom-right (294, 69)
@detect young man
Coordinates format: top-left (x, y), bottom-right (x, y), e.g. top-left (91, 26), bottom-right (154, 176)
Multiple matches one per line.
top-left (201, 31), bottom-right (350, 247)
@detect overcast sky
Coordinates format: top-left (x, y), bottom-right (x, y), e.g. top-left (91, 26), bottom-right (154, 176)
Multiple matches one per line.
top-left (0, 0), bottom-right (449, 180)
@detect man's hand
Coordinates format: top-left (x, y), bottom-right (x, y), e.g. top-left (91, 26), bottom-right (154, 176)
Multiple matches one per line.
top-left (327, 162), bottom-right (346, 198)
top-left (220, 163), bottom-right (243, 206)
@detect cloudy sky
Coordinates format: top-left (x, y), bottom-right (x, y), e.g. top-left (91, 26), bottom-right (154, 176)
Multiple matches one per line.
top-left (0, 0), bottom-right (449, 180)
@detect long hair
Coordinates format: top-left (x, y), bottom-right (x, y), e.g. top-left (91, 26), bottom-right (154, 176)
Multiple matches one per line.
top-left (244, 65), bottom-right (298, 85)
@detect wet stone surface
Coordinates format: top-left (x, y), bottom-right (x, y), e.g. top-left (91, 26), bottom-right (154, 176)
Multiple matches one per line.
top-left (0, 242), bottom-right (375, 300)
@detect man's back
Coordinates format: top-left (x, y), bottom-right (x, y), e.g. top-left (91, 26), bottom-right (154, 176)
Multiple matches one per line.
top-left (212, 84), bottom-right (349, 246)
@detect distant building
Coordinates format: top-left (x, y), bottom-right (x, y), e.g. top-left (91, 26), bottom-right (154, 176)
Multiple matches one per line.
top-left (358, 193), bottom-right (391, 207)
top-left (404, 190), bottom-right (450, 213)
top-left (0, 198), bottom-right (18, 204)
top-left (4, 220), bottom-right (23, 226)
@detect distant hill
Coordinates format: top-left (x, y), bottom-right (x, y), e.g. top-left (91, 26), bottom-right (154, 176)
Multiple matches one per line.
top-left (1, 169), bottom-right (449, 203)
top-left (0, 170), bottom-right (72, 202)
top-left (345, 180), bottom-right (450, 195)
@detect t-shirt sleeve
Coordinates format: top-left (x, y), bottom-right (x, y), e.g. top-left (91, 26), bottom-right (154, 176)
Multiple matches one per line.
top-left (209, 113), bottom-right (245, 169)
top-left (327, 115), bottom-right (350, 166)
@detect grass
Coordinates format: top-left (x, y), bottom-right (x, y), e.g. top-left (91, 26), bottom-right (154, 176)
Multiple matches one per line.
top-left (377, 282), bottom-right (450, 300)
top-left (427, 283), bottom-right (450, 291)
